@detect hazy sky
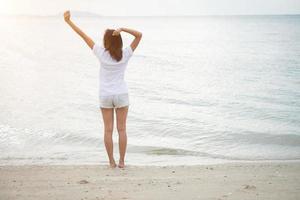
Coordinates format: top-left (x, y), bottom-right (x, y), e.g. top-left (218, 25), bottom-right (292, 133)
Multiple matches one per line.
top-left (1, 0), bottom-right (300, 16)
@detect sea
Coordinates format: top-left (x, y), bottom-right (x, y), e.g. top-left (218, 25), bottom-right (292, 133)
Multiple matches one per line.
top-left (0, 15), bottom-right (299, 166)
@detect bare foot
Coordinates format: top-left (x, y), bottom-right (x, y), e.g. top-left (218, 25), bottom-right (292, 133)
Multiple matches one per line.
top-left (118, 160), bottom-right (125, 168)
top-left (109, 160), bottom-right (117, 168)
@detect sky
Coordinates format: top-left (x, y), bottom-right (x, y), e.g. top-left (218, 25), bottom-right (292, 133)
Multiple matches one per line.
top-left (0, 0), bottom-right (300, 16)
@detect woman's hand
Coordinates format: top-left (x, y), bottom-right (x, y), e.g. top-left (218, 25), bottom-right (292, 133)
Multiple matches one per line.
top-left (63, 10), bottom-right (94, 49)
top-left (119, 27), bottom-right (142, 52)
top-left (64, 10), bottom-right (71, 22)
top-left (112, 28), bottom-right (122, 36)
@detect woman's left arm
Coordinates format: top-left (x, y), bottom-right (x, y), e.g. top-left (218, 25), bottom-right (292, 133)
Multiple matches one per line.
top-left (64, 10), bottom-right (95, 49)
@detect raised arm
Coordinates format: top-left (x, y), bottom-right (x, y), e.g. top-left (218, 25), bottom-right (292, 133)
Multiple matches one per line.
top-left (113, 27), bottom-right (142, 51)
top-left (64, 10), bottom-right (94, 49)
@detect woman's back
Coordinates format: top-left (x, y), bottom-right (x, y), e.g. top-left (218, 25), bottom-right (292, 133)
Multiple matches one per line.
top-left (93, 44), bottom-right (133, 96)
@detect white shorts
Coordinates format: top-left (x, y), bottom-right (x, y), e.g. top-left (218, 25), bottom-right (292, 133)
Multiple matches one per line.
top-left (99, 93), bottom-right (129, 108)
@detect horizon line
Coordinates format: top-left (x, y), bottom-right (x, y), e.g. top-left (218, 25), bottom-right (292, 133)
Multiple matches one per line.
top-left (0, 13), bottom-right (300, 18)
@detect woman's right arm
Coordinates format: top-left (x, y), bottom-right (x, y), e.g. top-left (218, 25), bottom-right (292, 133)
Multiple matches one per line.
top-left (64, 10), bottom-right (95, 49)
top-left (114, 28), bottom-right (142, 51)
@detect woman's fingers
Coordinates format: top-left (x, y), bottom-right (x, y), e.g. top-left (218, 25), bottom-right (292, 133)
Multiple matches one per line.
top-left (112, 31), bottom-right (120, 36)
top-left (64, 10), bottom-right (70, 21)
top-left (112, 28), bottom-right (122, 36)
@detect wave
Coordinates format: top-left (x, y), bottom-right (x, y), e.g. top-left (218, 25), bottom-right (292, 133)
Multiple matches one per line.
top-left (128, 144), bottom-right (300, 161)
top-left (221, 132), bottom-right (300, 147)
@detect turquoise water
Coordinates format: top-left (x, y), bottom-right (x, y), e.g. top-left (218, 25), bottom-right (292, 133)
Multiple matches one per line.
top-left (0, 15), bottom-right (299, 165)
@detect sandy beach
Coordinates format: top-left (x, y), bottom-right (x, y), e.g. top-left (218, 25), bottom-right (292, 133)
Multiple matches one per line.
top-left (0, 162), bottom-right (299, 200)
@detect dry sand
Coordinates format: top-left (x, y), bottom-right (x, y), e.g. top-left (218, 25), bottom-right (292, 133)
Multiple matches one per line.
top-left (1, 162), bottom-right (299, 200)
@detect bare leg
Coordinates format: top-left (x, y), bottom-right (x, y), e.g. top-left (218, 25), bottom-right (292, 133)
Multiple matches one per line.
top-left (116, 106), bottom-right (128, 168)
top-left (100, 108), bottom-right (116, 168)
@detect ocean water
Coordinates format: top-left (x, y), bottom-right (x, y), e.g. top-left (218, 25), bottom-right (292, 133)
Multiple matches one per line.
top-left (0, 15), bottom-right (300, 166)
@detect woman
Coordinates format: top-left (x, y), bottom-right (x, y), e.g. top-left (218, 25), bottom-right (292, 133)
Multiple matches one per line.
top-left (63, 11), bottom-right (142, 168)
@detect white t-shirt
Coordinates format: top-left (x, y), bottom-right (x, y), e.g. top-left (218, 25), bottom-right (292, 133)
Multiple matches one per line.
top-left (92, 43), bottom-right (133, 96)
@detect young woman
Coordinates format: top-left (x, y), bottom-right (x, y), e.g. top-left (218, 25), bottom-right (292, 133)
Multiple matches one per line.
top-left (63, 11), bottom-right (142, 168)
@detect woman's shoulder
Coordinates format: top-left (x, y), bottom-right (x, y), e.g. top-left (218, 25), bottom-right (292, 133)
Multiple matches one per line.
top-left (93, 43), bottom-right (105, 58)
top-left (123, 46), bottom-right (133, 58)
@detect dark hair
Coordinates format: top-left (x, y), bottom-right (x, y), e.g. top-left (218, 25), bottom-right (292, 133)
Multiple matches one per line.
top-left (103, 29), bottom-right (123, 61)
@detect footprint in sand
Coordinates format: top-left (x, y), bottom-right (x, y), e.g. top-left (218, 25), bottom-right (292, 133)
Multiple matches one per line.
top-left (78, 180), bottom-right (89, 184)
top-left (243, 184), bottom-right (256, 190)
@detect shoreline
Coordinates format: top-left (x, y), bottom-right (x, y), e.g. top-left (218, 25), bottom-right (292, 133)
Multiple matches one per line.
top-left (1, 158), bottom-right (300, 166)
top-left (1, 162), bottom-right (299, 200)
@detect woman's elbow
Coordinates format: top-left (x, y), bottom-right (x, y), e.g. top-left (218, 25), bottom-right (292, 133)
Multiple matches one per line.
top-left (137, 32), bottom-right (142, 38)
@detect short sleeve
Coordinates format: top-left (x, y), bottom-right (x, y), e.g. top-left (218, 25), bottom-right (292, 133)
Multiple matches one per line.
top-left (92, 43), bottom-right (105, 59)
top-left (123, 46), bottom-right (133, 59)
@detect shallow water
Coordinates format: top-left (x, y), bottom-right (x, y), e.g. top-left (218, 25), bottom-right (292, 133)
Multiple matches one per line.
top-left (0, 15), bottom-right (300, 165)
